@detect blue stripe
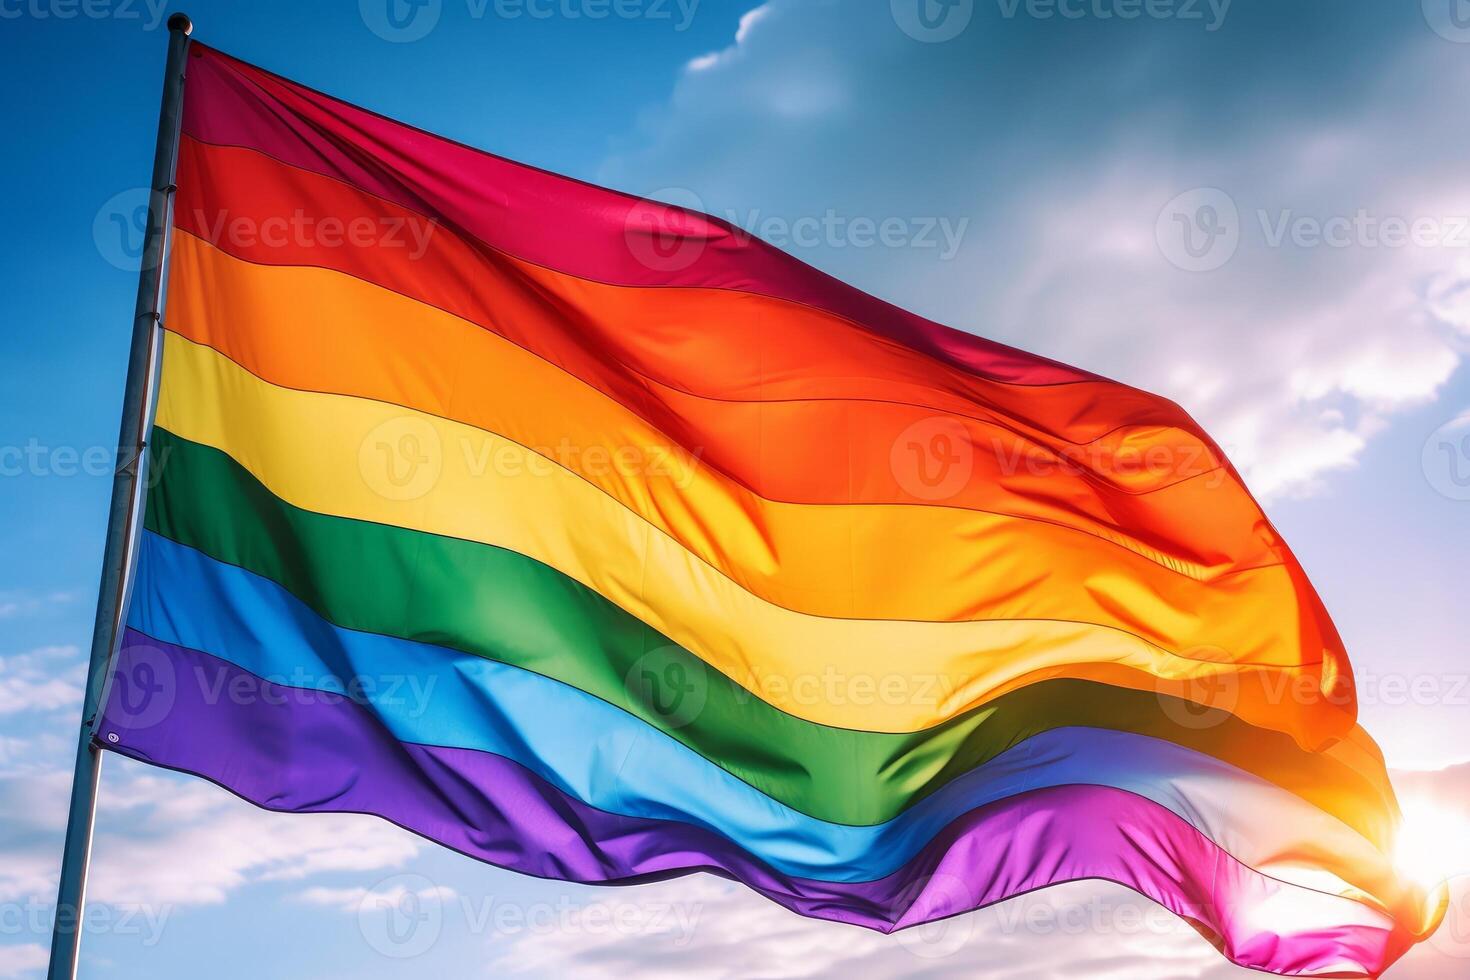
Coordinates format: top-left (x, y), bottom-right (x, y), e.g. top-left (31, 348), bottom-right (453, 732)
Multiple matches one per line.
top-left (126, 530), bottom-right (1332, 883)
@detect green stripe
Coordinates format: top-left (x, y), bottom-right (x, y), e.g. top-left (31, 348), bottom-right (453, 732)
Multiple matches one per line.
top-left (144, 427), bottom-right (1391, 835)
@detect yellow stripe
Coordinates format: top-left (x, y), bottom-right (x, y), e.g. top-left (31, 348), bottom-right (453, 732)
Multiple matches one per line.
top-left (156, 332), bottom-right (1342, 737)
top-left (163, 231), bottom-right (1317, 655)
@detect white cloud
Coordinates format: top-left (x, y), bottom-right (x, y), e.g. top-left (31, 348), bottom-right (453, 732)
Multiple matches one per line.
top-left (734, 4), bottom-right (770, 44)
top-left (671, 3), bottom-right (844, 121)
top-left (0, 591), bottom-right (77, 620)
top-left (989, 164), bottom-right (1465, 500)
top-left (600, 0), bottom-right (1470, 503)
top-left (296, 881), bottom-right (457, 914)
top-left (0, 769), bottom-right (74, 904)
top-left (83, 765), bottom-right (423, 907)
top-left (484, 875), bottom-right (1237, 980)
top-left (684, 4), bottom-right (771, 73)
top-left (0, 944), bottom-right (47, 979)
top-left (0, 759), bottom-right (423, 915)
top-left (0, 645), bottom-right (84, 716)
top-left (0, 732), bottom-right (71, 778)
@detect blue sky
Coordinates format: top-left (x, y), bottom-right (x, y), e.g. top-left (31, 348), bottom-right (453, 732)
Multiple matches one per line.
top-left (2, 0), bottom-right (1470, 976)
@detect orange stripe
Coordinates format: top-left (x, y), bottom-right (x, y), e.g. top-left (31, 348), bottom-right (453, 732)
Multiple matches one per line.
top-left (175, 135), bottom-right (1279, 575)
top-left (165, 231), bottom-right (1346, 680)
top-left (155, 329), bottom-right (1356, 745)
top-left (182, 44), bottom-right (1095, 386)
top-left (175, 139), bottom-right (1221, 467)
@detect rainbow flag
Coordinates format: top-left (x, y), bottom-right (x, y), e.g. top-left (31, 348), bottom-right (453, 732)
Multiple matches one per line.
top-left (99, 44), bottom-right (1444, 976)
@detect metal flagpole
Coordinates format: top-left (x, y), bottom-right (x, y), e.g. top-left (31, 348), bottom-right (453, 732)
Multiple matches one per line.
top-left (48, 13), bottom-right (193, 979)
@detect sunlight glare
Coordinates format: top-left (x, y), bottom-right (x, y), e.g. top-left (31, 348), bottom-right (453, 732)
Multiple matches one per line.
top-left (1394, 796), bottom-right (1470, 893)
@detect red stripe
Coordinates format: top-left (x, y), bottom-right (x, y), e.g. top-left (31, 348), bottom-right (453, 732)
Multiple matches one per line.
top-left (181, 43), bottom-right (1092, 387)
top-left (172, 139), bottom-right (1257, 547)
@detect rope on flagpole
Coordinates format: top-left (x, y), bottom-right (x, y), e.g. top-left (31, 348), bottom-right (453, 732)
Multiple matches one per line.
top-left (48, 13), bottom-right (193, 979)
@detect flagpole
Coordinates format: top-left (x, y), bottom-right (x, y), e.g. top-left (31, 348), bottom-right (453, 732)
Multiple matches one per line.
top-left (48, 14), bottom-right (192, 979)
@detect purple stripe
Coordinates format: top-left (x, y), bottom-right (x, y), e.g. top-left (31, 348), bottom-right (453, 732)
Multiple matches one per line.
top-left (99, 632), bottom-right (1410, 976)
